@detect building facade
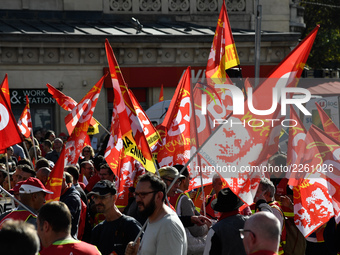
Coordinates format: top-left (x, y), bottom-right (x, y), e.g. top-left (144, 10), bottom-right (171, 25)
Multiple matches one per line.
top-left (0, 0), bottom-right (304, 138)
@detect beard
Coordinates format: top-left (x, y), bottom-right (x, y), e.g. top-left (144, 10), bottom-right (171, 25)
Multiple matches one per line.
top-left (137, 194), bottom-right (156, 218)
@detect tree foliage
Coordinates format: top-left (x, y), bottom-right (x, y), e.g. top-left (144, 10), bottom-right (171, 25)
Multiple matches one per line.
top-left (301, 0), bottom-right (340, 69)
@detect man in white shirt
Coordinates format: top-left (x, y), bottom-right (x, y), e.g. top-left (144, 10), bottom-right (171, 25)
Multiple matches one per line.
top-left (125, 172), bottom-right (187, 255)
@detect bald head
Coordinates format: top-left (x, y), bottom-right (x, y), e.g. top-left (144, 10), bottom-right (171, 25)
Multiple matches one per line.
top-left (243, 211), bottom-right (280, 254)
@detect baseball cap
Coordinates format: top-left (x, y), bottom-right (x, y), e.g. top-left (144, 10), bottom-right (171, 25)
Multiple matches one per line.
top-left (9, 181), bottom-right (25, 194)
top-left (19, 177), bottom-right (53, 194)
top-left (158, 166), bottom-right (185, 179)
top-left (87, 180), bottom-right (117, 197)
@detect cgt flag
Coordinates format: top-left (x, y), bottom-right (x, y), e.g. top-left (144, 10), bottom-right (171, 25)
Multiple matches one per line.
top-left (48, 84), bottom-right (98, 129)
top-left (205, 1), bottom-right (239, 81)
top-left (17, 95), bottom-right (32, 138)
top-left (105, 39), bottom-right (156, 173)
top-left (157, 67), bottom-right (192, 168)
top-left (195, 26), bottom-right (319, 205)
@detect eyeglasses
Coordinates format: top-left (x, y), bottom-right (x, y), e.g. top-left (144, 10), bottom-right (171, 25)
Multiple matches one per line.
top-left (163, 178), bottom-right (181, 185)
top-left (239, 229), bottom-right (256, 239)
top-left (83, 150), bottom-right (91, 153)
top-left (92, 194), bottom-right (112, 201)
top-left (133, 191), bottom-right (158, 199)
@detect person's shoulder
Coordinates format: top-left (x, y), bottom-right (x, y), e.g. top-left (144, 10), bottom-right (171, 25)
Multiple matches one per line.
top-left (120, 214), bottom-right (142, 228)
top-left (76, 241), bottom-right (102, 254)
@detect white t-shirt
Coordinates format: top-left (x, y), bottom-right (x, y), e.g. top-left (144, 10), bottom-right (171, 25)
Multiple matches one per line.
top-left (138, 210), bottom-right (187, 255)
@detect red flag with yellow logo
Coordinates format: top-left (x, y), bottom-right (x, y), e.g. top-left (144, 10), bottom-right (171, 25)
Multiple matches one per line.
top-left (157, 67), bottom-right (192, 167)
top-left (206, 1), bottom-right (239, 81)
top-left (195, 26), bottom-right (319, 205)
top-left (45, 147), bottom-right (66, 202)
top-left (105, 39), bottom-right (156, 173)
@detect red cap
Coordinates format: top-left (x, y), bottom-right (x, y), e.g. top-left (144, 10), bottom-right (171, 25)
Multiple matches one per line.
top-left (9, 181), bottom-right (24, 194)
top-left (19, 177), bottom-right (53, 194)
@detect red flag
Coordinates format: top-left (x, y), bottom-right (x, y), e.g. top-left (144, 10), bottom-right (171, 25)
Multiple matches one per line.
top-left (47, 84), bottom-right (77, 111)
top-left (105, 39), bottom-right (156, 173)
top-left (64, 77), bottom-right (104, 136)
top-left (0, 86), bottom-right (23, 153)
top-left (206, 1), bottom-right (239, 81)
top-left (48, 84), bottom-right (97, 128)
top-left (289, 125), bottom-right (340, 237)
top-left (45, 147), bottom-right (66, 202)
top-left (64, 76), bottom-right (104, 165)
top-left (0, 74), bottom-right (10, 110)
top-left (17, 95), bottom-right (32, 138)
top-left (159, 84), bottom-right (164, 102)
top-left (195, 26), bottom-right (319, 205)
top-left (316, 102), bottom-right (340, 142)
top-left (157, 67), bottom-right (192, 167)
top-left (129, 89), bottom-right (161, 151)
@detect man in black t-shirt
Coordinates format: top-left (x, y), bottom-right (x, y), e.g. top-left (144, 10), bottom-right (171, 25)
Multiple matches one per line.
top-left (89, 180), bottom-right (142, 255)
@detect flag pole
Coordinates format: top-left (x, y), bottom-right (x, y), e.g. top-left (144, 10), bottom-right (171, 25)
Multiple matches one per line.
top-left (93, 117), bottom-right (110, 136)
top-left (0, 185), bottom-right (37, 217)
top-left (22, 142), bottom-right (34, 170)
top-left (5, 152), bottom-right (11, 190)
top-left (190, 81), bottom-right (206, 217)
top-left (31, 132), bottom-right (38, 163)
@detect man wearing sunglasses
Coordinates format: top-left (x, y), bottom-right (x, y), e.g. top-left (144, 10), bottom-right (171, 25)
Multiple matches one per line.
top-left (240, 211), bottom-right (280, 255)
top-left (90, 180), bottom-right (142, 255)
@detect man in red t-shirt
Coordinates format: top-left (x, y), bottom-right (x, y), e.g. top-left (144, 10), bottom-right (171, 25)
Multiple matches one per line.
top-left (37, 201), bottom-right (101, 255)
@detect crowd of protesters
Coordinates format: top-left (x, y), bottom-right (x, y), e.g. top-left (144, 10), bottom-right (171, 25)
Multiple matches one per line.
top-left (0, 129), bottom-right (339, 255)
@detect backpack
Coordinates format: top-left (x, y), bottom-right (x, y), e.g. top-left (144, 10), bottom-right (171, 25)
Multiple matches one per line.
top-left (282, 217), bottom-right (306, 255)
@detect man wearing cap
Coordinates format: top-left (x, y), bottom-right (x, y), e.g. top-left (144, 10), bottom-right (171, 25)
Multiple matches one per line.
top-left (203, 188), bottom-right (247, 255)
top-left (90, 180), bottom-right (142, 255)
top-left (0, 177), bottom-right (53, 228)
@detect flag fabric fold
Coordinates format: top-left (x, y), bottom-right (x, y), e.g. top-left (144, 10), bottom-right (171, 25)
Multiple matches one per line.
top-left (195, 26), bottom-right (319, 205)
top-left (45, 147), bottom-right (66, 202)
top-left (205, 1), bottom-right (239, 81)
top-left (157, 66), bottom-right (192, 168)
top-left (105, 39), bottom-right (156, 174)
top-left (316, 102), bottom-right (340, 142)
top-left (289, 125), bottom-right (340, 237)
top-left (0, 80), bottom-right (23, 153)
